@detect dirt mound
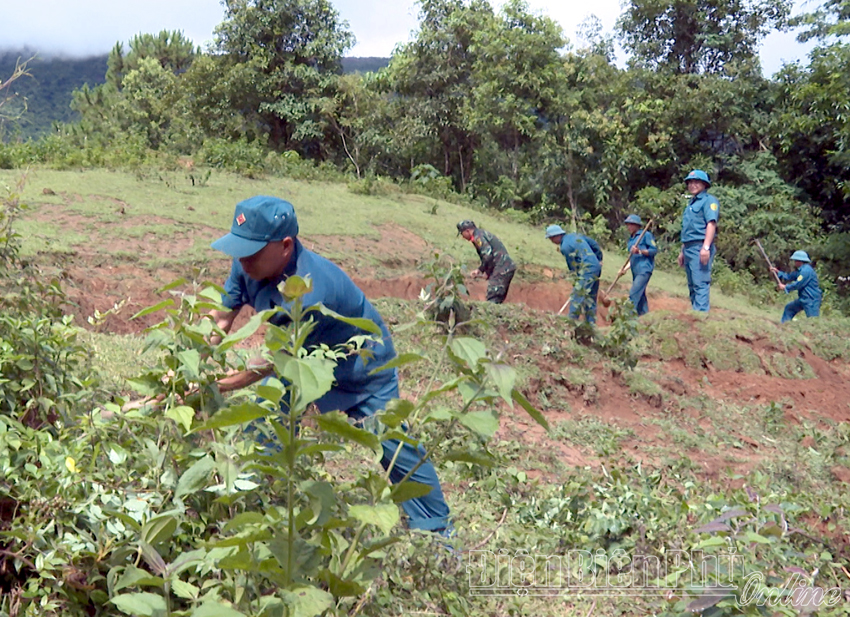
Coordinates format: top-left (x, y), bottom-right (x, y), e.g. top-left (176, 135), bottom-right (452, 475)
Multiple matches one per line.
top-left (352, 275), bottom-right (573, 313)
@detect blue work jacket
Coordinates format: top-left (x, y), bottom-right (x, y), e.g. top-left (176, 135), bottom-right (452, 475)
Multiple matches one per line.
top-left (560, 233), bottom-right (602, 277)
top-left (221, 239), bottom-right (396, 412)
top-left (681, 190), bottom-right (720, 244)
top-left (777, 264), bottom-right (822, 307)
top-left (627, 230), bottom-right (657, 276)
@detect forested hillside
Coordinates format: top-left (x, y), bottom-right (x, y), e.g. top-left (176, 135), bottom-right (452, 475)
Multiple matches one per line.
top-left (0, 0), bottom-right (848, 309)
top-left (0, 52), bottom-right (107, 139)
top-left (0, 51), bottom-right (389, 140)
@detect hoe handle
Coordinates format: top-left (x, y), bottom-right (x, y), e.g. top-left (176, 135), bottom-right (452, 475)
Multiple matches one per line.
top-left (754, 239), bottom-right (782, 285)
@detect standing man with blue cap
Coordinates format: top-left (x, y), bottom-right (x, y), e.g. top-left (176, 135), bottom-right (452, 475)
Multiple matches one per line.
top-left (677, 169), bottom-right (719, 312)
top-left (545, 224), bottom-right (603, 323)
top-left (619, 214), bottom-right (657, 316)
top-left (207, 195), bottom-right (452, 535)
top-left (770, 250), bottom-right (822, 323)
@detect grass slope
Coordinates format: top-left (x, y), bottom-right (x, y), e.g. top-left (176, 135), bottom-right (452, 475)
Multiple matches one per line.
top-left (5, 167), bottom-right (850, 616)
top-left (3, 167), bottom-right (791, 318)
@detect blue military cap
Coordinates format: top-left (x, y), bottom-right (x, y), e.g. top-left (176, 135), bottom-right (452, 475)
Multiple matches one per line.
top-left (212, 196), bottom-right (300, 258)
top-left (790, 250), bottom-right (811, 263)
top-left (684, 169), bottom-right (711, 186)
top-left (624, 214), bottom-right (642, 225)
top-left (545, 224), bottom-right (566, 238)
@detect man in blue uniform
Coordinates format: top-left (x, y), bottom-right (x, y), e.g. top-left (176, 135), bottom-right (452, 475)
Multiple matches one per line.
top-left (770, 250), bottom-right (822, 323)
top-left (457, 220), bottom-right (517, 303)
top-left (619, 214), bottom-right (657, 316)
top-left (677, 169), bottom-right (719, 312)
top-left (545, 224), bottom-right (603, 323)
top-left (208, 195), bottom-right (451, 534)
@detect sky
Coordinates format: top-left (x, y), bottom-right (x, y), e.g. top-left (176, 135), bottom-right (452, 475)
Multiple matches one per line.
top-left (0, 0), bottom-right (820, 76)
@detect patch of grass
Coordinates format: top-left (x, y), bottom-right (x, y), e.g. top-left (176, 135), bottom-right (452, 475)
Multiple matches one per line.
top-left (15, 219), bottom-right (89, 255)
top-left (79, 331), bottom-right (156, 393)
top-left (622, 370), bottom-right (664, 405)
top-left (645, 414), bottom-right (707, 450)
top-left (552, 415), bottom-right (635, 456)
top-left (763, 352), bottom-right (817, 379)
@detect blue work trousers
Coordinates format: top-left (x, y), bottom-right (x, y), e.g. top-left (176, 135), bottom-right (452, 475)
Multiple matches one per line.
top-left (781, 298), bottom-right (820, 323)
top-left (683, 243), bottom-right (715, 312)
top-left (569, 270), bottom-right (601, 324)
top-left (255, 377), bottom-right (451, 532)
top-left (629, 272), bottom-right (652, 316)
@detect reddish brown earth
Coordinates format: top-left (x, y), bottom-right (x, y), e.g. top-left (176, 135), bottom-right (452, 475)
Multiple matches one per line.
top-left (28, 199), bottom-right (850, 484)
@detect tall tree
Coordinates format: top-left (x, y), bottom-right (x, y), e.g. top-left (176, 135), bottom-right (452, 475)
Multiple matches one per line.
top-left (388, 0), bottom-right (494, 190)
top-left (213, 0), bottom-right (354, 152)
top-left (792, 0), bottom-right (850, 41)
top-left (106, 31), bottom-right (196, 90)
top-left (464, 0), bottom-right (566, 208)
top-left (617, 0), bottom-right (791, 74)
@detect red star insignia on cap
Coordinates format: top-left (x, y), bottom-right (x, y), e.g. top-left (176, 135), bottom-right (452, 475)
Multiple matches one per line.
top-left (236, 213), bottom-right (246, 225)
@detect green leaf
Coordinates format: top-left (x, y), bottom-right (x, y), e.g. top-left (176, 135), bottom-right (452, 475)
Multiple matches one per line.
top-left (177, 350), bottom-right (202, 381)
top-left (141, 514), bottom-right (178, 547)
top-left (281, 275), bottom-right (313, 300)
top-left (193, 402), bottom-right (268, 432)
top-left (155, 278), bottom-right (189, 294)
top-left (110, 592), bottom-right (167, 617)
top-left (368, 352), bottom-right (425, 375)
top-left (165, 406), bottom-right (194, 432)
top-left (444, 449), bottom-right (497, 466)
top-left (223, 512), bottom-right (266, 533)
top-left (114, 567), bottom-right (165, 592)
top-left (744, 531), bottom-right (771, 544)
top-left (175, 456), bottom-right (216, 498)
top-left (694, 536), bottom-right (729, 549)
top-left (170, 579), bottom-right (199, 601)
top-left (379, 398), bottom-right (416, 428)
top-left (512, 389), bottom-right (549, 431)
top-left (485, 362), bottom-right (516, 405)
top-left (450, 337), bottom-right (487, 370)
top-left (302, 480), bottom-right (336, 526)
top-left (256, 383), bottom-right (284, 405)
top-left (349, 503), bottom-right (400, 535)
top-left (459, 411), bottom-right (499, 439)
top-left (281, 586), bottom-right (334, 617)
top-left (275, 355), bottom-right (335, 407)
top-left (316, 304), bottom-right (382, 335)
top-left (390, 480), bottom-right (435, 503)
top-left (191, 603), bottom-right (246, 617)
top-left (317, 568), bottom-right (366, 597)
top-left (218, 311), bottom-right (267, 352)
top-left (199, 286), bottom-right (223, 302)
top-left (131, 299), bottom-right (175, 320)
top-left (315, 411), bottom-right (381, 452)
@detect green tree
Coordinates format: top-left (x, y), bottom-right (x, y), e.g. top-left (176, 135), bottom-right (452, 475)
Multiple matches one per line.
top-left (463, 0), bottom-right (566, 209)
top-left (791, 0), bottom-right (850, 41)
top-left (213, 0), bottom-right (354, 153)
top-left (320, 72), bottom-right (386, 178)
top-left (617, 0), bottom-right (792, 74)
top-left (69, 30), bottom-right (196, 150)
top-left (106, 31), bottom-right (196, 90)
top-left (388, 0), bottom-right (493, 190)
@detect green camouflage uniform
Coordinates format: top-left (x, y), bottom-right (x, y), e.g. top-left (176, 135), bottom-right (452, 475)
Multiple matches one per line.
top-left (472, 228), bottom-right (516, 303)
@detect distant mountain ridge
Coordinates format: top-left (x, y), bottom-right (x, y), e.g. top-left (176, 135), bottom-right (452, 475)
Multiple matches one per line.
top-left (0, 51), bottom-right (389, 140)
